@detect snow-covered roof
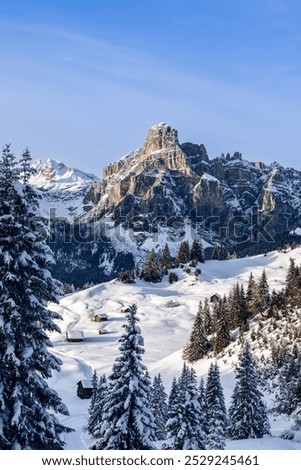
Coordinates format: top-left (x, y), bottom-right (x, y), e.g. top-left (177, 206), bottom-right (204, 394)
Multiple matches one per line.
top-left (79, 379), bottom-right (92, 389)
top-left (66, 330), bottom-right (84, 339)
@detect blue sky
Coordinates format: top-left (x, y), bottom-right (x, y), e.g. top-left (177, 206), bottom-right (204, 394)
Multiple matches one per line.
top-left (0, 0), bottom-right (301, 174)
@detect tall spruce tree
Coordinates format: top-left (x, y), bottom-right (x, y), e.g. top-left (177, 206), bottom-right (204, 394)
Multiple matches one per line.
top-left (246, 272), bottom-right (257, 317)
top-left (176, 240), bottom-right (190, 265)
top-left (285, 259), bottom-right (301, 307)
top-left (214, 299), bottom-right (230, 354)
top-left (205, 363), bottom-right (227, 450)
top-left (198, 379), bottom-right (208, 434)
top-left (203, 298), bottom-right (213, 335)
top-left (163, 365), bottom-right (206, 450)
top-left (88, 372), bottom-right (107, 442)
top-left (161, 243), bottom-right (172, 269)
top-left (163, 377), bottom-right (182, 450)
top-left (228, 345), bottom-right (270, 440)
top-left (143, 249), bottom-right (163, 283)
top-left (257, 269), bottom-right (270, 313)
top-left (0, 145), bottom-right (72, 449)
top-left (182, 301), bottom-right (209, 363)
top-left (94, 303), bottom-right (156, 450)
top-left (150, 373), bottom-right (168, 440)
top-left (276, 345), bottom-right (301, 415)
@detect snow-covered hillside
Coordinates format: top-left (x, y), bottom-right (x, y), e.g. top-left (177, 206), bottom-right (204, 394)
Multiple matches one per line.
top-left (48, 247), bottom-right (301, 450)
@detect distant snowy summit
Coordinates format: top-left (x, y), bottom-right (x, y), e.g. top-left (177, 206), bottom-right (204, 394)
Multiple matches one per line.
top-left (31, 158), bottom-right (98, 189)
top-left (29, 159), bottom-right (99, 218)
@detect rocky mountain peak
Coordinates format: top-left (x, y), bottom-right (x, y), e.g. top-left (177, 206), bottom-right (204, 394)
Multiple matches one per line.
top-left (143, 122), bottom-right (179, 154)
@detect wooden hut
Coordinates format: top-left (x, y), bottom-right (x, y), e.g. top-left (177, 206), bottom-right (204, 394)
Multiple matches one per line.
top-left (77, 380), bottom-right (93, 399)
top-left (93, 313), bottom-right (108, 322)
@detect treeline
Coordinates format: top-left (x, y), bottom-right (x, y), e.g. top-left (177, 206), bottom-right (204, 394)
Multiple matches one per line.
top-left (182, 259), bottom-right (301, 429)
top-left (87, 304), bottom-right (269, 450)
top-left (118, 239), bottom-right (205, 284)
top-left (183, 260), bottom-right (301, 363)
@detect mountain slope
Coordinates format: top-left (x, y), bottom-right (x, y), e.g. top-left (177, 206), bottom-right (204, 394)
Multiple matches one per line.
top-left (48, 246), bottom-right (301, 449)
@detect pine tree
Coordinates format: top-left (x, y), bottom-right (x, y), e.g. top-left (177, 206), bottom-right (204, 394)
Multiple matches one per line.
top-left (285, 258), bottom-right (301, 307)
top-left (198, 378), bottom-right (208, 434)
top-left (228, 345), bottom-right (270, 440)
top-left (257, 269), bottom-right (270, 313)
top-left (94, 304), bottom-right (156, 450)
top-left (182, 301), bottom-right (209, 362)
top-left (276, 345), bottom-right (301, 415)
top-left (205, 363), bottom-right (227, 449)
top-left (228, 283), bottom-right (248, 331)
top-left (161, 243), bottom-right (172, 269)
top-left (163, 377), bottom-right (182, 450)
top-left (214, 299), bottom-right (230, 354)
top-left (143, 249), bottom-right (163, 283)
top-left (150, 374), bottom-right (168, 440)
top-left (203, 298), bottom-right (213, 335)
top-left (88, 372), bottom-right (107, 441)
top-left (163, 365), bottom-right (206, 450)
top-left (246, 272), bottom-right (257, 317)
top-left (190, 239), bottom-right (205, 263)
top-left (0, 145), bottom-right (72, 449)
top-left (176, 240), bottom-right (190, 265)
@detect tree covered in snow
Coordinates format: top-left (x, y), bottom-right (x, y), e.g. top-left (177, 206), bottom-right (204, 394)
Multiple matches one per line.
top-left (161, 243), bottom-right (172, 269)
top-left (182, 301), bottom-right (209, 363)
top-left (93, 303), bottom-right (156, 450)
top-left (227, 283), bottom-right (246, 330)
top-left (275, 344), bottom-right (301, 416)
top-left (88, 371), bottom-right (107, 442)
top-left (285, 258), bottom-right (301, 308)
top-left (213, 299), bottom-right (230, 354)
top-left (228, 344), bottom-right (270, 440)
top-left (256, 269), bottom-right (270, 313)
top-left (163, 364), bottom-right (206, 450)
top-left (246, 272), bottom-right (257, 317)
top-left (197, 378), bottom-right (208, 434)
top-left (176, 240), bottom-right (190, 265)
top-left (143, 249), bottom-right (163, 283)
top-left (150, 373), bottom-right (168, 440)
top-left (205, 363), bottom-right (227, 450)
top-left (0, 145), bottom-right (72, 449)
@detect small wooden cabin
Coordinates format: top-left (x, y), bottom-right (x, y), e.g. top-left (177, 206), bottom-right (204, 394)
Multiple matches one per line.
top-left (93, 313), bottom-right (108, 322)
top-left (66, 330), bottom-right (84, 342)
top-left (121, 307), bottom-right (130, 313)
top-left (98, 328), bottom-right (108, 335)
top-left (77, 380), bottom-right (93, 399)
top-left (210, 293), bottom-right (222, 303)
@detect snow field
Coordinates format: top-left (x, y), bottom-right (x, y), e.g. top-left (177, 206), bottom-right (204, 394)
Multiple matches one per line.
top-left (48, 247), bottom-right (301, 449)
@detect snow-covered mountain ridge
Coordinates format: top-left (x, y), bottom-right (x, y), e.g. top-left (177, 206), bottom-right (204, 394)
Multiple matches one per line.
top-left (48, 246), bottom-right (301, 449)
top-left (28, 123), bottom-right (301, 286)
top-left (29, 159), bottom-right (99, 218)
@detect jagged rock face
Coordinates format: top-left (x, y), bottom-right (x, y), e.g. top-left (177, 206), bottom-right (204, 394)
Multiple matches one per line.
top-left (87, 123), bottom-right (301, 247)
